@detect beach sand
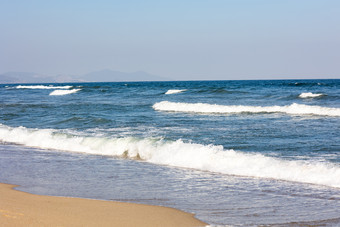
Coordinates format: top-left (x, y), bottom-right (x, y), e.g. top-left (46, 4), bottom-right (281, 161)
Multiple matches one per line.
top-left (0, 183), bottom-right (207, 227)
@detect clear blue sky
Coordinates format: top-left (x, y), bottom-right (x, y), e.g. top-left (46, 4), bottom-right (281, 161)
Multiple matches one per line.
top-left (1, 0), bottom-right (339, 80)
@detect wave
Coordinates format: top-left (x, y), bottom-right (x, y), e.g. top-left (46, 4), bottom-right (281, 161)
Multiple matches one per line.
top-left (1, 124), bottom-right (340, 188)
top-left (16, 85), bottom-right (73, 89)
top-left (49, 89), bottom-right (81, 96)
top-left (195, 88), bottom-right (236, 94)
top-left (289, 82), bottom-right (322, 87)
top-left (165, 89), bottom-right (186, 94)
top-left (153, 101), bottom-right (340, 117)
top-left (299, 92), bottom-right (324, 98)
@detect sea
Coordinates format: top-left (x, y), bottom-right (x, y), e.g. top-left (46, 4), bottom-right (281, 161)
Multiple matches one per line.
top-left (0, 79), bottom-right (339, 226)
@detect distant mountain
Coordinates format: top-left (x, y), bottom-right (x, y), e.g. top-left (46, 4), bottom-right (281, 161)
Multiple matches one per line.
top-left (0, 72), bottom-right (51, 83)
top-left (79, 69), bottom-right (169, 82)
top-left (0, 72), bottom-right (74, 84)
top-left (0, 70), bottom-right (169, 84)
top-left (0, 74), bottom-right (19, 83)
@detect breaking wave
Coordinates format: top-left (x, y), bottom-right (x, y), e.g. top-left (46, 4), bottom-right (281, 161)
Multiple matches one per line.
top-left (1, 124), bottom-right (340, 188)
top-left (16, 85), bottom-right (73, 89)
top-left (165, 89), bottom-right (186, 94)
top-left (299, 92), bottom-right (324, 98)
top-left (49, 89), bottom-right (81, 96)
top-left (153, 101), bottom-right (340, 117)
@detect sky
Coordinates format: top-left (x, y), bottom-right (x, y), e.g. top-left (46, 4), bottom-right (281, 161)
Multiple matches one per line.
top-left (0, 0), bottom-right (340, 80)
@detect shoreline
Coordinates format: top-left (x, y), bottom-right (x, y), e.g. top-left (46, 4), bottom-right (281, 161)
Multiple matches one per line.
top-left (0, 183), bottom-right (207, 227)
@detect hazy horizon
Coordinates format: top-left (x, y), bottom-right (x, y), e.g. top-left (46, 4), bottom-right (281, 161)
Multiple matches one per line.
top-left (1, 0), bottom-right (340, 80)
top-left (1, 69), bottom-right (340, 82)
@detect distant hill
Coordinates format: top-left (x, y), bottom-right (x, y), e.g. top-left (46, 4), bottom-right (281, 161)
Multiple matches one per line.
top-left (0, 70), bottom-right (169, 84)
top-left (0, 74), bottom-right (19, 83)
top-left (79, 69), bottom-right (169, 82)
top-left (0, 72), bottom-right (52, 84)
top-left (0, 72), bottom-right (75, 84)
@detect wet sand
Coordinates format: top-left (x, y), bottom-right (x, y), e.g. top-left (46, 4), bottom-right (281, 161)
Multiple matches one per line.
top-left (0, 183), bottom-right (207, 227)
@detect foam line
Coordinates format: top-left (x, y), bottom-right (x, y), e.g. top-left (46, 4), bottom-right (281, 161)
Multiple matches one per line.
top-left (165, 89), bottom-right (186, 94)
top-left (49, 89), bottom-right (81, 96)
top-left (1, 124), bottom-right (340, 188)
top-left (153, 101), bottom-right (340, 117)
top-left (16, 85), bottom-right (73, 89)
top-left (299, 92), bottom-right (324, 98)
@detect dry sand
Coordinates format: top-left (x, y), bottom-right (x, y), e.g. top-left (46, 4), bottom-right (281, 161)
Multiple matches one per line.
top-left (0, 183), bottom-right (207, 227)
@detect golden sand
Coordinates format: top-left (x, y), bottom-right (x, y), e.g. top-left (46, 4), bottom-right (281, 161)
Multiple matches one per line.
top-left (0, 183), bottom-right (206, 227)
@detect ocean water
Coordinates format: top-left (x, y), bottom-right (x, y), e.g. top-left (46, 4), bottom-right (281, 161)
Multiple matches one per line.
top-left (0, 80), bottom-right (339, 226)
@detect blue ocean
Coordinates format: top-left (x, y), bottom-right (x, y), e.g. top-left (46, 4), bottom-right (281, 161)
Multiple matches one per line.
top-left (1, 79), bottom-right (340, 226)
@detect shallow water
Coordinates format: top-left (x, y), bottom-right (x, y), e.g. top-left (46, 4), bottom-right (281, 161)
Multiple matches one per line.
top-left (1, 80), bottom-right (340, 225)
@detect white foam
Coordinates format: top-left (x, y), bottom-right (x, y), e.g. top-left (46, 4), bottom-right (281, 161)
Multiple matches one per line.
top-left (299, 92), bottom-right (324, 98)
top-left (165, 89), bottom-right (186, 94)
top-left (1, 124), bottom-right (340, 188)
top-left (153, 101), bottom-right (340, 117)
top-left (49, 89), bottom-right (81, 96)
top-left (16, 85), bottom-right (73, 89)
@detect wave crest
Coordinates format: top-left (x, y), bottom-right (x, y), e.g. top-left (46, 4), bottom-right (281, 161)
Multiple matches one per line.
top-left (165, 89), bottom-right (186, 94)
top-left (299, 92), bottom-right (324, 98)
top-left (49, 89), bottom-right (81, 96)
top-left (16, 85), bottom-right (73, 89)
top-left (1, 124), bottom-right (340, 188)
top-left (153, 101), bottom-right (340, 117)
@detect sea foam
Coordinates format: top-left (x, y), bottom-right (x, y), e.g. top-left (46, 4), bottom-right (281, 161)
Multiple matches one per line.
top-left (16, 85), bottom-right (73, 89)
top-left (299, 92), bottom-right (324, 98)
top-left (165, 89), bottom-right (186, 94)
top-left (153, 101), bottom-right (340, 117)
top-left (49, 89), bottom-right (81, 96)
top-left (1, 124), bottom-right (340, 188)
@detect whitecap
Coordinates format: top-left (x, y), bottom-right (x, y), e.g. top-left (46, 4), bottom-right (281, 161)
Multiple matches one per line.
top-left (299, 92), bottom-right (324, 98)
top-left (165, 89), bottom-right (186, 95)
top-left (49, 89), bottom-right (80, 96)
top-left (153, 101), bottom-right (340, 117)
top-left (1, 124), bottom-right (340, 188)
top-left (16, 85), bottom-right (73, 89)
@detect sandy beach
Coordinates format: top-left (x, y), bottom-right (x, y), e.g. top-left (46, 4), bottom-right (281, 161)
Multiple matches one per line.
top-left (0, 183), bottom-right (207, 227)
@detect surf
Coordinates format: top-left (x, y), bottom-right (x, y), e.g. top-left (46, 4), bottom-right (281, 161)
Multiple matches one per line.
top-left (153, 101), bottom-right (340, 117)
top-left (299, 92), bottom-right (324, 98)
top-left (165, 89), bottom-right (186, 94)
top-left (1, 124), bottom-right (340, 188)
top-left (16, 85), bottom-right (73, 89)
top-left (49, 89), bottom-right (81, 96)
